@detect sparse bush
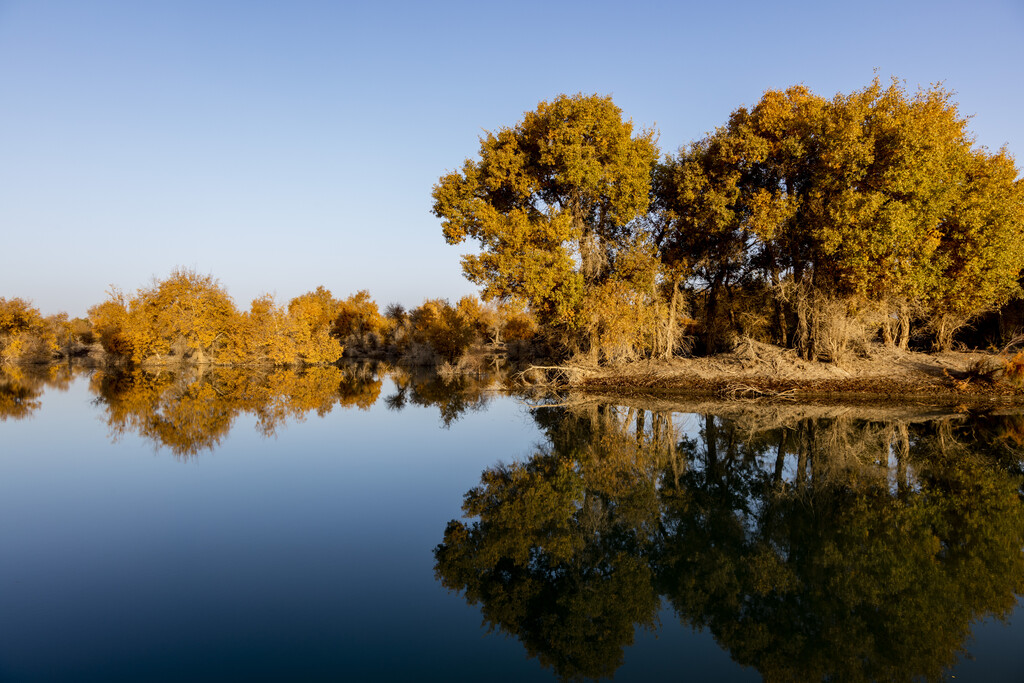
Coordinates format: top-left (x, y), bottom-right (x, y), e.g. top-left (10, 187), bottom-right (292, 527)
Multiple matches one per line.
top-left (811, 296), bottom-right (873, 366)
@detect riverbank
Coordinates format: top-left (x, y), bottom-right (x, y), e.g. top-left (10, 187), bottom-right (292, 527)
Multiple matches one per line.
top-left (525, 339), bottom-right (1024, 400)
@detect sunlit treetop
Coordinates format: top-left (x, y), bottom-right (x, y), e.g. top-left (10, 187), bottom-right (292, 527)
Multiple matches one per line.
top-left (432, 93), bottom-right (659, 329)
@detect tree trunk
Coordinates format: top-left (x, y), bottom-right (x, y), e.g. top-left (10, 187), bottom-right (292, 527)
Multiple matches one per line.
top-left (705, 275), bottom-right (724, 354)
top-left (807, 295), bottom-right (817, 361)
top-left (665, 412), bottom-right (682, 487)
top-left (664, 276), bottom-right (680, 359)
top-left (897, 302), bottom-right (911, 350)
top-left (795, 285), bottom-right (810, 360)
top-left (882, 308), bottom-right (895, 347)
top-left (896, 421), bottom-right (910, 496)
top-left (796, 421), bottom-right (808, 485)
top-left (704, 414), bottom-right (719, 476)
top-left (936, 316), bottom-right (951, 351)
top-left (774, 296), bottom-right (787, 347)
top-left (773, 433), bottom-right (786, 485)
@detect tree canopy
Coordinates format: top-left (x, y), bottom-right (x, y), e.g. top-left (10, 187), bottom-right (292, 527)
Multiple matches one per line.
top-left (436, 82), bottom-right (1022, 360)
top-left (656, 79), bottom-right (1024, 353)
top-left (432, 93), bottom-right (659, 350)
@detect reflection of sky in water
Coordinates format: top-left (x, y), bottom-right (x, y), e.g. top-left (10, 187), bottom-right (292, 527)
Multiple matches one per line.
top-left (1, 375), bottom-right (1021, 681)
top-left (0, 376), bottom-right (754, 682)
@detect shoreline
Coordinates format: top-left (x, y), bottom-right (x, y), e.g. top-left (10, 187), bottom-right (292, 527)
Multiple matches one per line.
top-left (524, 340), bottom-right (1024, 402)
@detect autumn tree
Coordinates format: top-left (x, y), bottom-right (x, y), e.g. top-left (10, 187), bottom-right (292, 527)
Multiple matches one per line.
top-left (330, 290), bottom-right (392, 356)
top-left (286, 286), bottom-right (344, 364)
top-left (87, 269), bottom-right (240, 364)
top-left (228, 294), bottom-right (300, 365)
top-left (0, 297), bottom-right (57, 362)
top-left (89, 291), bottom-right (134, 357)
top-left (89, 272), bottom-right (345, 366)
top-left (924, 147), bottom-right (1024, 348)
top-left (408, 298), bottom-right (478, 363)
top-left (45, 314), bottom-right (94, 358)
top-left (433, 93), bottom-right (659, 353)
top-left (657, 79), bottom-right (1024, 356)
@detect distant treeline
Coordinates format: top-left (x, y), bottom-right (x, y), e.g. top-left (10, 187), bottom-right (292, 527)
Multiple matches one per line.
top-left (433, 77), bottom-right (1023, 361)
top-left (0, 269), bottom-right (540, 367)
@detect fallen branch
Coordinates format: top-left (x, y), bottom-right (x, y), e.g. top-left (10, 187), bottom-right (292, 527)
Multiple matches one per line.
top-left (719, 383), bottom-right (798, 400)
top-left (514, 364), bottom-right (597, 386)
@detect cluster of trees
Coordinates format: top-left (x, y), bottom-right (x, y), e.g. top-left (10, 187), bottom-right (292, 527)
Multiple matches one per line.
top-left (1, 268), bottom-right (543, 367)
top-left (89, 270), bottom-right (346, 365)
top-left (0, 297), bottom-right (93, 363)
top-left (433, 79), bottom-right (1023, 361)
top-left (435, 405), bottom-right (1024, 681)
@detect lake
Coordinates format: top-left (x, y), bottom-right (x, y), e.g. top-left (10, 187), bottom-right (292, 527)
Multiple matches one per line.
top-left (1, 364), bottom-right (1022, 682)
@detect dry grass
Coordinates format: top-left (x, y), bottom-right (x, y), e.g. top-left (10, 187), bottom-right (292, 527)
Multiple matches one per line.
top-left (1004, 351), bottom-right (1024, 386)
top-left (556, 339), bottom-right (1024, 398)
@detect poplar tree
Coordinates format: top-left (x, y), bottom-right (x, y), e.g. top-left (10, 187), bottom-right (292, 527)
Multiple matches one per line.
top-left (657, 79), bottom-right (1024, 355)
top-left (432, 93), bottom-right (659, 350)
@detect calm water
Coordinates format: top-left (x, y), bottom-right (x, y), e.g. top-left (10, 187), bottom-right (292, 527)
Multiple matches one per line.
top-left (1, 365), bottom-right (1022, 682)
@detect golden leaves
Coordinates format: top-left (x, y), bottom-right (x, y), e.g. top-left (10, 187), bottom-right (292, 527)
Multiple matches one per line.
top-left (432, 93), bottom-right (659, 339)
top-left (0, 297), bottom-right (55, 363)
top-left (86, 271), bottom-right (349, 367)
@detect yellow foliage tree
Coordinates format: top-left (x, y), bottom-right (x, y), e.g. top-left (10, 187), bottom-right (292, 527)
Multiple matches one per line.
top-left (226, 294), bottom-right (301, 365)
top-left (0, 297), bottom-right (56, 362)
top-left (287, 286), bottom-right (344, 365)
top-left (409, 299), bottom-right (478, 363)
top-left (89, 270), bottom-right (240, 364)
top-left (89, 291), bottom-right (134, 357)
top-left (657, 78), bottom-right (1024, 354)
top-left (332, 290), bottom-right (388, 340)
top-left (89, 272), bottom-right (346, 366)
top-left (433, 93), bottom-right (659, 348)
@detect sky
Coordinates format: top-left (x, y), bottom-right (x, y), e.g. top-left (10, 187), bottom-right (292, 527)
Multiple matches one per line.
top-left (1, 0), bottom-right (1021, 317)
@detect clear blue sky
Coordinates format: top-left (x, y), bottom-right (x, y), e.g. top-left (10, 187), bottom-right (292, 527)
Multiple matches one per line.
top-left (1, 0), bottom-right (1021, 317)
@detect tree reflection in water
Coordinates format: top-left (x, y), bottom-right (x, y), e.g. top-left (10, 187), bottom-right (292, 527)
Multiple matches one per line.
top-left (383, 364), bottom-right (494, 428)
top-left (0, 364), bottom-right (81, 421)
top-left (435, 403), bottom-right (1024, 682)
top-left (87, 362), bottom-right (499, 457)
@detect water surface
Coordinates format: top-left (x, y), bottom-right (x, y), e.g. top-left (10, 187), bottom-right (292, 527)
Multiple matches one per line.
top-left (1, 365), bottom-right (1022, 681)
